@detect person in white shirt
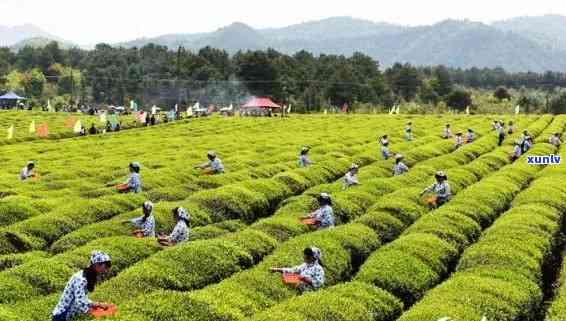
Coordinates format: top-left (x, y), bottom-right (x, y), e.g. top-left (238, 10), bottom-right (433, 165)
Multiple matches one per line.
top-left (19, 161), bottom-right (36, 181)
top-left (454, 132), bottom-right (463, 149)
top-left (465, 129), bottom-right (475, 144)
top-left (343, 164), bottom-right (360, 189)
top-left (405, 122), bottom-right (413, 141)
top-left (549, 133), bottom-right (562, 147)
top-left (270, 247), bottom-right (325, 292)
top-left (443, 124), bottom-right (452, 139)
top-left (379, 135), bottom-right (391, 160)
top-left (51, 251), bottom-right (112, 321)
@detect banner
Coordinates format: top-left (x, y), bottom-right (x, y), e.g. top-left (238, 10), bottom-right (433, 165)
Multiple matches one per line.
top-left (64, 117), bottom-right (77, 128)
top-left (6, 125), bottom-right (14, 139)
top-left (73, 120), bottom-right (82, 134)
top-left (37, 123), bottom-right (49, 138)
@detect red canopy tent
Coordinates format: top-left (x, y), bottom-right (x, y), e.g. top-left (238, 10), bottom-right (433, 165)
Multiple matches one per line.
top-left (242, 97), bottom-right (281, 109)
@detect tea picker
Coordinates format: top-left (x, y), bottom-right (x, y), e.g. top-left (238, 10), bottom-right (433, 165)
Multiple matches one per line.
top-left (420, 171), bottom-right (451, 209)
top-left (510, 140), bottom-right (522, 161)
top-left (454, 132), bottom-right (463, 149)
top-left (300, 193), bottom-right (335, 229)
top-left (19, 161), bottom-right (38, 181)
top-left (465, 128), bottom-right (474, 143)
top-left (379, 135), bottom-right (392, 160)
top-left (116, 162), bottom-right (142, 193)
top-left (442, 124), bottom-right (452, 139)
top-left (520, 130), bottom-right (533, 152)
top-left (298, 146), bottom-right (313, 167)
top-left (51, 251), bottom-right (116, 321)
top-left (343, 163), bottom-right (360, 189)
top-left (497, 124), bottom-right (506, 146)
top-left (158, 207), bottom-right (190, 246)
top-left (270, 247), bottom-right (325, 292)
top-left (393, 154), bottom-right (409, 176)
top-left (405, 122), bottom-right (413, 141)
top-left (550, 132), bottom-right (561, 147)
top-left (122, 201), bottom-right (156, 238)
top-left (194, 151), bottom-right (224, 175)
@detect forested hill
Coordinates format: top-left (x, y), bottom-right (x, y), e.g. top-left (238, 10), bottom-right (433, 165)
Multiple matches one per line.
top-left (117, 16), bottom-right (566, 72)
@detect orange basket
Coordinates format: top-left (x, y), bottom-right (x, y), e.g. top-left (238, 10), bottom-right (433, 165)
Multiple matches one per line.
top-left (300, 218), bottom-right (316, 226)
top-left (282, 273), bottom-right (301, 285)
top-left (116, 183), bottom-right (129, 192)
top-left (31, 173), bottom-right (41, 182)
top-left (426, 196), bottom-right (437, 206)
top-left (133, 231), bottom-right (144, 239)
top-left (89, 305), bottom-right (117, 319)
top-left (202, 168), bottom-right (214, 176)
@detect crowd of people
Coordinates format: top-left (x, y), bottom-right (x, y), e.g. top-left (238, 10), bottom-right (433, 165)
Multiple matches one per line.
top-left (14, 118), bottom-right (562, 321)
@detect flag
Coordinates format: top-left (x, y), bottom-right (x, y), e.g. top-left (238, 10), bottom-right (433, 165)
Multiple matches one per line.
top-left (151, 105), bottom-right (158, 115)
top-left (324, 109), bottom-right (328, 115)
top-left (64, 117), bottom-right (76, 128)
top-left (29, 121), bottom-right (36, 134)
top-left (6, 125), bottom-right (14, 139)
top-left (395, 105), bottom-right (400, 114)
top-left (193, 102), bottom-right (200, 110)
top-left (100, 112), bottom-right (107, 124)
top-left (388, 106), bottom-right (394, 115)
top-left (287, 105), bottom-right (292, 113)
top-left (515, 105), bottom-right (520, 114)
top-left (47, 99), bottom-right (55, 112)
top-left (187, 107), bottom-right (193, 117)
top-left (465, 106), bottom-right (470, 115)
top-left (174, 104), bottom-right (179, 112)
top-left (37, 123), bottom-right (49, 138)
top-left (73, 120), bottom-right (82, 133)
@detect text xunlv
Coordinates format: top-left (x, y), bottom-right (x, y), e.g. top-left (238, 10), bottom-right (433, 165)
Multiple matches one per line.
top-left (527, 155), bottom-right (561, 165)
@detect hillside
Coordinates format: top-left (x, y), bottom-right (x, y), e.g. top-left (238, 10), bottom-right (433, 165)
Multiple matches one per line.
top-left (116, 17), bottom-right (566, 72)
top-left (0, 24), bottom-right (61, 46)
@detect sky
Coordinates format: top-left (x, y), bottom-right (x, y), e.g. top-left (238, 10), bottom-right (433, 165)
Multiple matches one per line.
top-left (0, 0), bottom-right (564, 45)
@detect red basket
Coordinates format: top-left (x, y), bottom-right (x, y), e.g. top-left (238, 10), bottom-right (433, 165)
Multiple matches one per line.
top-left (89, 305), bottom-right (117, 319)
top-left (282, 273), bottom-right (301, 285)
top-left (116, 184), bottom-right (129, 192)
top-left (301, 218), bottom-right (316, 226)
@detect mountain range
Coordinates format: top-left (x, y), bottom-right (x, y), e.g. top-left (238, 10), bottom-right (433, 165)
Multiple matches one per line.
top-left (3, 15), bottom-right (566, 72)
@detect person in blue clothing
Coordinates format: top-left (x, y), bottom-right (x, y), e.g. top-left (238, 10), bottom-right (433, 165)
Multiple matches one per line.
top-left (298, 146), bottom-right (313, 167)
top-left (122, 162), bottom-right (142, 193)
top-left (270, 247), bottom-right (325, 292)
top-left (420, 171), bottom-right (451, 209)
top-left (379, 135), bottom-right (391, 160)
top-left (405, 122), bottom-right (413, 141)
top-left (122, 201), bottom-right (156, 237)
top-left (51, 251), bottom-right (112, 321)
top-left (194, 151), bottom-right (224, 174)
top-left (393, 154), bottom-right (409, 176)
top-left (301, 193), bottom-right (335, 229)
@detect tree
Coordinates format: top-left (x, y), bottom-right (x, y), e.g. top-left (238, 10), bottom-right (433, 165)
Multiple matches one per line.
top-left (21, 68), bottom-right (46, 98)
top-left (433, 65), bottom-right (453, 97)
top-left (446, 89), bottom-right (472, 111)
top-left (548, 92), bottom-right (566, 114)
top-left (494, 86), bottom-right (511, 101)
top-left (234, 50), bottom-right (281, 99)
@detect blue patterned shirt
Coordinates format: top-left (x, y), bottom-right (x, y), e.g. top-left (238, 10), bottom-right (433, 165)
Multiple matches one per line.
top-left (127, 173), bottom-right (142, 193)
top-left (311, 205), bottom-right (335, 228)
top-left (130, 215), bottom-right (156, 237)
top-left (169, 220), bottom-right (189, 244)
top-left (52, 271), bottom-right (92, 320)
top-left (282, 263), bottom-right (325, 292)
